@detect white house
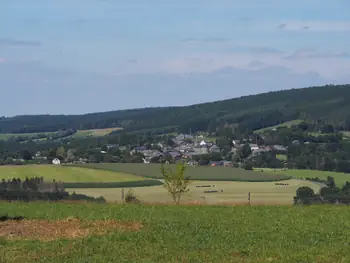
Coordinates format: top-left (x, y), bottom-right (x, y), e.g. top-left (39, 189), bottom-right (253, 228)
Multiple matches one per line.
top-left (249, 144), bottom-right (259, 152)
top-left (199, 140), bottom-right (207, 146)
top-left (52, 158), bottom-right (61, 165)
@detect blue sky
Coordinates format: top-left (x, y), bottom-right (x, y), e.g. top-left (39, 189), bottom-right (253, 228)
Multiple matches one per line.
top-left (1, 0), bottom-right (350, 116)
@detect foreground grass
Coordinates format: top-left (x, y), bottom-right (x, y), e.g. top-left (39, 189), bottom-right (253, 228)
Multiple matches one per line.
top-left (0, 165), bottom-right (145, 182)
top-left (75, 163), bottom-right (291, 182)
top-left (256, 168), bottom-right (350, 187)
top-left (0, 203), bottom-right (350, 262)
top-left (69, 179), bottom-right (321, 205)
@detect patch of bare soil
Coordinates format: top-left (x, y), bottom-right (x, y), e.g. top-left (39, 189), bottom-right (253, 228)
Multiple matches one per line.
top-left (0, 217), bottom-right (143, 241)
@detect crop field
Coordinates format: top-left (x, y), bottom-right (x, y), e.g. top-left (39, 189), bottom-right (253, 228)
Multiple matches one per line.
top-left (255, 168), bottom-right (350, 187)
top-left (1, 203), bottom-right (350, 263)
top-left (69, 179), bottom-right (321, 205)
top-left (71, 127), bottom-right (123, 138)
top-left (75, 163), bottom-right (292, 182)
top-left (0, 165), bottom-right (145, 183)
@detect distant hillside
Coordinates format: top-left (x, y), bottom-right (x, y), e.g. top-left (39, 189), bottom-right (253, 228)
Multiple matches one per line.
top-left (1, 84), bottom-right (350, 134)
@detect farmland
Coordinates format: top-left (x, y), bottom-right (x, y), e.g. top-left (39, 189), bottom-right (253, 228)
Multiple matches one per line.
top-left (75, 163), bottom-right (292, 182)
top-left (255, 168), bottom-right (350, 187)
top-left (69, 179), bottom-right (321, 205)
top-left (0, 165), bottom-right (145, 183)
top-left (1, 203), bottom-right (350, 263)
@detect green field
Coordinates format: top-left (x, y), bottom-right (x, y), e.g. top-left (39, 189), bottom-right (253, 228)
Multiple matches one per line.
top-left (254, 119), bottom-right (303, 134)
top-left (69, 179), bottom-right (321, 205)
top-left (1, 203), bottom-right (350, 262)
top-left (75, 163), bottom-right (292, 182)
top-left (255, 168), bottom-right (350, 187)
top-left (0, 165), bottom-right (145, 182)
top-left (0, 127), bottom-right (123, 141)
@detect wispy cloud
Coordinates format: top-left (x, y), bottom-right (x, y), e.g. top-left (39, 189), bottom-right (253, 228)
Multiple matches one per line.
top-left (285, 48), bottom-right (350, 59)
top-left (0, 57), bottom-right (6, 64)
top-left (203, 37), bottom-right (231, 43)
top-left (0, 38), bottom-right (42, 47)
top-left (275, 21), bottom-right (350, 32)
top-left (247, 60), bottom-right (265, 68)
top-left (249, 46), bottom-right (283, 54)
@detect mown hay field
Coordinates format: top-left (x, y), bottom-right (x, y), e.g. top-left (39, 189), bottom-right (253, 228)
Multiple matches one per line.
top-left (0, 203), bottom-right (350, 263)
top-left (75, 163), bottom-right (291, 182)
top-left (68, 179), bottom-right (321, 205)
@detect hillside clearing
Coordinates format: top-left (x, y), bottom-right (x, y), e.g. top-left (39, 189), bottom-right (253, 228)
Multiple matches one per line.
top-left (0, 132), bottom-right (53, 141)
top-left (71, 127), bottom-right (123, 138)
top-left (254, 119), bottom-right (303, 134)
top-left (75, 163), bottom-right (291, 182)
top-left (0, 165), bottom-right (144, 182)
top-left (69, 179), bottom-right (321, 205)
top-left (0, 203), bottom-right (349, 263)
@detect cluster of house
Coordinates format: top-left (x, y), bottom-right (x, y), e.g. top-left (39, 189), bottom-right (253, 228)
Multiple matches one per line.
top-left (129, 133), bottom-right (288, 163)
top-left (129, 134), bottom-right (223, 163)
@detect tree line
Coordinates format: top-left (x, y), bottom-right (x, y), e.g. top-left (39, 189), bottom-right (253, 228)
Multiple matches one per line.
top-left (1, 84), bottom-right (350, 134)
top-left (0, 177), bottom-right (105, 202)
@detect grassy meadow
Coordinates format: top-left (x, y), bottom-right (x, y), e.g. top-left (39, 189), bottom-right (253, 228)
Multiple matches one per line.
top-left (1, 203), bottom-right (350, 263)
top-left (0, 165), bottom-right (145, 183)
top-left (256, 168), bottom-right (350, 187)
top-left (69, 179), bottom-right (321, 205)
top-left (75, 163), bottom-right (292, 182)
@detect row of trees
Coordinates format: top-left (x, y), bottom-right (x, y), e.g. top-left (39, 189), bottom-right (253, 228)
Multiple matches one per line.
top-left (0, 176), bottom-right (105, 202)
top-left (294, 178), bottom-right (350, 205)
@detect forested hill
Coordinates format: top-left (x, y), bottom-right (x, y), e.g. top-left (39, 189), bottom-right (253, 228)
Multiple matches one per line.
top-left (1, 84), bottom-right (350, 134)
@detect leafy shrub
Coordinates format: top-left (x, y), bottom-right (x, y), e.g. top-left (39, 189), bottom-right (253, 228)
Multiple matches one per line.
top-left (296, 187), bottom-right (315, 198)
top-left (124, 189), bottom-right (140, 204)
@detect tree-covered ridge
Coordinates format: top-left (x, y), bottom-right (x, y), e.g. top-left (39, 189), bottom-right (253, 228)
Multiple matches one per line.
top-left (1, 84), bottom-right (350, 134)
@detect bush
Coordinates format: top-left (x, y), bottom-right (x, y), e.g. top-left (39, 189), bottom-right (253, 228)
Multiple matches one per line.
top-left (242, 161), bottom-right (253, 171)
top-left (320, 186), bottom-right (340, 196)
top-left (124, 189), bottom-right (140, 204)
top-left (296, 187), bottom-right (315, 198)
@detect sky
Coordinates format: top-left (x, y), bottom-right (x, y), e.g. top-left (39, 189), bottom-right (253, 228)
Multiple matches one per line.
top-left (1, 0), bottom-right (350, 116)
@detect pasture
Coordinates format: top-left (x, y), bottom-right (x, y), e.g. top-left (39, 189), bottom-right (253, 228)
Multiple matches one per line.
top-left (75, 163), bottom-right (292, 182)
top-left (69, 179), bottom-right (321, 205)
top-left (1, 203), bottom-right (350, 263)
top-left (255, 168), bottom-right (350, 187)
top-left (0, 165), bottom-right (145, 183)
